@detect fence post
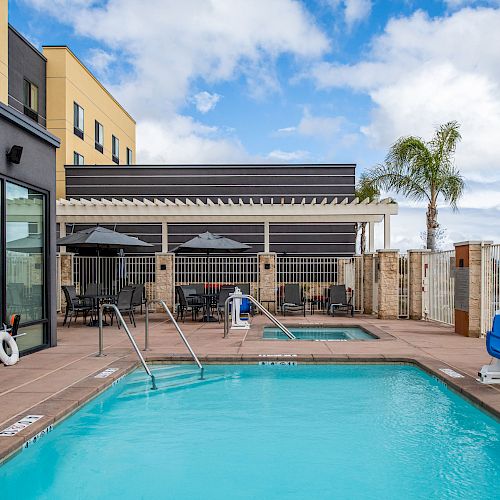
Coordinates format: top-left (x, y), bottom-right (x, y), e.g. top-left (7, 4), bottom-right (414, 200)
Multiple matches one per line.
top-left (377, 249), bottom-right (399, 319)
top-left (362, 253), bottom-right (374, 314)
top-left (454, 241), bottom-right (491, 337)
top-left (258, 252), bottom-right (277, 313)
top-left (155, 253), bottom-right (175, 310)
top-left (408, 249), bottom-right (430, 320)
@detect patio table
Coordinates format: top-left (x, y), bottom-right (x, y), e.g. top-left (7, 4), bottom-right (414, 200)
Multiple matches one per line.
top-left (80, 293), bottom-right (117, 327)
top-left (193, 293), bottom-right (218, 322)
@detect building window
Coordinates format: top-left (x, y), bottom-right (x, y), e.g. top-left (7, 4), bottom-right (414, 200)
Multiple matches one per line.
top-left (73, 102), bottom-right (84, 139)
top-left (95, 121), bottom-right (104, 153)
top-left (112, 135), bottom-right (119, 164)
top-left (23, 79), bottom-right (39, 122)
top-left (126, 148), bottom-right (133, 165)
top-left (4, 181), bottom-right (47, 353)
top-left (73, 152), bottom-right (84, 165)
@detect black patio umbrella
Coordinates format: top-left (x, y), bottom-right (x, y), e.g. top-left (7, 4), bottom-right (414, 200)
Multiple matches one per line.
top-left (171, 231), bottom-right (251, 291)
top-left (57, 226), bottom-right (153, 297)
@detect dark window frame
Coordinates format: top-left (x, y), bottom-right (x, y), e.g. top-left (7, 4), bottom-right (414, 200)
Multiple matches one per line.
top-left (73, 102), bottom-right (84, 139)
top-left (73, 151), bottom-right (84, 165)
top-left (95, 120), bottom-right (104, 153)
top-left (112, 135), bottom-right (119, 164)
top-left (23, 79), bottom-right (39, 122)
top-left (0, 175), bottom-right (50, 356)
top-left (126, 147), bottom-right (132, 165)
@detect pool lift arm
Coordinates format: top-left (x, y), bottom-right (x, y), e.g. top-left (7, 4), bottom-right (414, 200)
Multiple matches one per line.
top-left (479, 313), bottom-right (500, 384)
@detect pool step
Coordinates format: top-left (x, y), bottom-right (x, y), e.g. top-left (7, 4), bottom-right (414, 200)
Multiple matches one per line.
top-left (118, 374), bottom-right (227, 399)
top-left (126, 365), bottom-right (191, 381)
top-left (125, 369), bottom-right (201, 388)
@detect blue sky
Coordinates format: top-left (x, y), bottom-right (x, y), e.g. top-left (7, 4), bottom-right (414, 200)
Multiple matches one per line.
top-left (9, 0), bottom-right (500, 250)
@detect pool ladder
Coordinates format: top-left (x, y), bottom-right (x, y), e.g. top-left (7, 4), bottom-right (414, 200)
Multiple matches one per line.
top-left (223, 294), bottom-right (296, 339)
top-left (97, 301), bottom-right (204, 391)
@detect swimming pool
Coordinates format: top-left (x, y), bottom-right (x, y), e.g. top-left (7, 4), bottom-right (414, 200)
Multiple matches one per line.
top-left (263, 325), bottom-right (376, 340)
top-left (1, 364), bottom-right (499, 499)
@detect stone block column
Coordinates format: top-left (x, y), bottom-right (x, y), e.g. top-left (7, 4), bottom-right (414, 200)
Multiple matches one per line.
top-left (362, 253), bottom-right (374, 314)
top-left (454, 241), bottom-right (490, 337)
top-left (258, 253), bottom-right (277, 313)
top-left (155, 253), bottom-right (175, 310)
top-left (408, 249), bottom-right (430, 320)
top-left (377, 249), bottom-right (399, 319)
top-left (59, 253), bottom-right (74, 313)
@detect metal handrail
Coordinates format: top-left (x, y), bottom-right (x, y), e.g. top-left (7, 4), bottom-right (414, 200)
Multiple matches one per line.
top-left (145, 299), bottom-right (204, 380)
top-left (223, 294), bottom-right (296, 339)
top-left (98, 304), bottom-right (157, 390)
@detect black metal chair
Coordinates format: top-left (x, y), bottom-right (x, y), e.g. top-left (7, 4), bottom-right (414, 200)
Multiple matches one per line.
top-left (281, 284), bottom-right (306, 317)
top-left (176, 286), bottom-right (203, 322)
top-left (62, 285), bottom-right (92, 326)
top-left (327, 285), bottom-right (354, 317)
top-left (110, 288), bottom-right (136, 327)
top-left (130, 283), bottom-right (146, 314)
top-left (216, 285), bottom-right (235, 322)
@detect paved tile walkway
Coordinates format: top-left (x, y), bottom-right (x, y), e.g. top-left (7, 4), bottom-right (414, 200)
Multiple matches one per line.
top-left (1, 312), bottom-right (499, 461)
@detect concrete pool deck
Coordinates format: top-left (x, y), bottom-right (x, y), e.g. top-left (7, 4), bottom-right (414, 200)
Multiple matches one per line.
top-left (1, 312), bottom-right (500, 461)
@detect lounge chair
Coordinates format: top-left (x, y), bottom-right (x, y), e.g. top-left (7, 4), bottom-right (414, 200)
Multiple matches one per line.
top-left (281, 284), bottom-right (305, 317)
top-left (327, 285), bottom-right (354, 317)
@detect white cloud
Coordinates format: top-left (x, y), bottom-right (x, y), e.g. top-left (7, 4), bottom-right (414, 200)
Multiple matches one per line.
top-left (86, 48), bottom-right (115, 77)
top-left (25, 0), bottom-right (329, 163)
top-left (325, 0), bottom-right (372, 27)
top-left (267, 149), bottom-right (310, 161)
top-left (276, 108), bottom-right (343, 138)
top-left (312, 8), bottom-right (500, 186)
top-left (192, 91), bottom-right (221, 113)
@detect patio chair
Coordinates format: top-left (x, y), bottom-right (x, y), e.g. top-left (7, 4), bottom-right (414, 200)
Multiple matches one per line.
top-left (110, 288), bottom-right (136, 327)
top-left (175, 286), bottom-right (203, 322)
top-left (327, 285), bottom-right (354, 317)
top-left (216, 285), bottom-right (235, 322)
top-left (62, 285), bottom-right (92, 327)
top-left (189, 283), bottom-right (206, 295)
top-left (130, 283), bottom-right (146, 314)
top-left (281, 284), bottom-right (306, 317)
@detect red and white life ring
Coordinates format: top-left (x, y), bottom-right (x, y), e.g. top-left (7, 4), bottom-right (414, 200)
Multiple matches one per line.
top-left (0, 328), bottom-right (19, 366)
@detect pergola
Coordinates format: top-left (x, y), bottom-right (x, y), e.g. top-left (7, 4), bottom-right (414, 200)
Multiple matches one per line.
top-left (56, 196), bottom-right (398, 252)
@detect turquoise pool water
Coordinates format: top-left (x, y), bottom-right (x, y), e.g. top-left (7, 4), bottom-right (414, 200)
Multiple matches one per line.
top-left (1, 364), bottom-right (499, 499)
top-left (263, 325), bottom-right (376, 340)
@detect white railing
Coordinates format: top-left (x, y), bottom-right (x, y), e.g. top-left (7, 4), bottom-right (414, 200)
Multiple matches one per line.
top-left (277, 256), bottom-right (363, 312)
top-left (174, 255), bottom-right (259, 296)
top-left (398, 254), bottom-right (409, 318)
top-left (481, 243), bottom-right (500, 335)
top-left (422, 250), bottom-right (455, 325)
top-left (73, 256), bottom-right (157, 301)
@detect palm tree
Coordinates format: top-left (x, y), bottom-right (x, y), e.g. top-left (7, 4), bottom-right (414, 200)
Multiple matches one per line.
top-left (355, 173), bottom-right (379, 253)
top-left (365, 121), bottom-right (465, 251)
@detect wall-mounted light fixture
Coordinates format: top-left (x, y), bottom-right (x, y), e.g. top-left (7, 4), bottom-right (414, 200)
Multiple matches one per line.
top-left (6, 145), bottom-right (23, 164)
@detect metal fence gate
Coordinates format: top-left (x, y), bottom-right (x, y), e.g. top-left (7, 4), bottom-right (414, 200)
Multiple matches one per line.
top-left (398, 254), bottom-right (409, 318)
top-left (422, 250), bottom-right (455, 325)
top-left (481, 243), bottom-right (500, 335)
top-left (174, 255), bottom-right (259, 296)
top-left (72, 256), bottom-right (157, 301)
top-left (276, 256), bottom-right (363, 312)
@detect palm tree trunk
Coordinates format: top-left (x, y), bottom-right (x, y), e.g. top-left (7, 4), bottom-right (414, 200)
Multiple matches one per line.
top-left (360, 222), bottom-right (367, 254)
top-left (426, 202), bottom-right (439, 251)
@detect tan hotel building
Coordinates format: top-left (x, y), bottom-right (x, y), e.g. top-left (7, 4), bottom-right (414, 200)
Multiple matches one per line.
top-left (43, 46), bottom-right (136, 198)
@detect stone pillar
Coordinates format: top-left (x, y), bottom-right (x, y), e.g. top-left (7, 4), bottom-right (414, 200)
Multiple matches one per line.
top-left (155, 253), bottom-right (175, 310)
top-left (377, 249), bottom-right (399, 319)
top-left (454, 241), bottom-right (490, 337)
top-left (59, 253), bottom-right (74, 312)
top-left (258, 252), bottom-right (277, 313)
top-left (408, 249), bottom-right (430, 320)
top-left (362, 253), bottom-right (374, 314)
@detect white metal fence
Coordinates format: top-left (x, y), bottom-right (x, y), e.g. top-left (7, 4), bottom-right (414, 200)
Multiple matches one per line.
top-left (398, 254), bottom-right (409, 318)
top-left (481, 243), bottom-right (500, 334)
top-left (422, 250), bottom-right (455, 325)
top-left (174, 256), bottom-right (259, 296)
top-left (277, 256), bottom-right (363, 312)
top-left (72, 256), bottom-right (157, 301)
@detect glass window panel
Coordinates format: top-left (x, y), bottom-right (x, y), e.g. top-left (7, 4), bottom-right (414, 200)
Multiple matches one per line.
top-left (10, 323), bottom-right (45, 354)
top-left (30, 84), bottom-right (38, 112)
top-left (74, 102), bottom-right (84, 131)
top-left (6, 182), bottom-right (45, 325)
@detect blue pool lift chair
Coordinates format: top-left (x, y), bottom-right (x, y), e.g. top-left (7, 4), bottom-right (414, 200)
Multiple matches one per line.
top-left (478, 312), bottom-right (500, 383)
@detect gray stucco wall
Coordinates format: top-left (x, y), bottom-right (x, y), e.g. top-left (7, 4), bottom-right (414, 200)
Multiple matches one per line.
top-left (8, 26), bottom-right (47, 128)
top-left (0, 105), bottom-right (58, 348)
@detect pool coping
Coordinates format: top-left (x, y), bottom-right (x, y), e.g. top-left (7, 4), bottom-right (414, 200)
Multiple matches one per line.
top-left (245, 322), bottom-right (393, 341)
top-left (1, 353), bottom-right (499, 464)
